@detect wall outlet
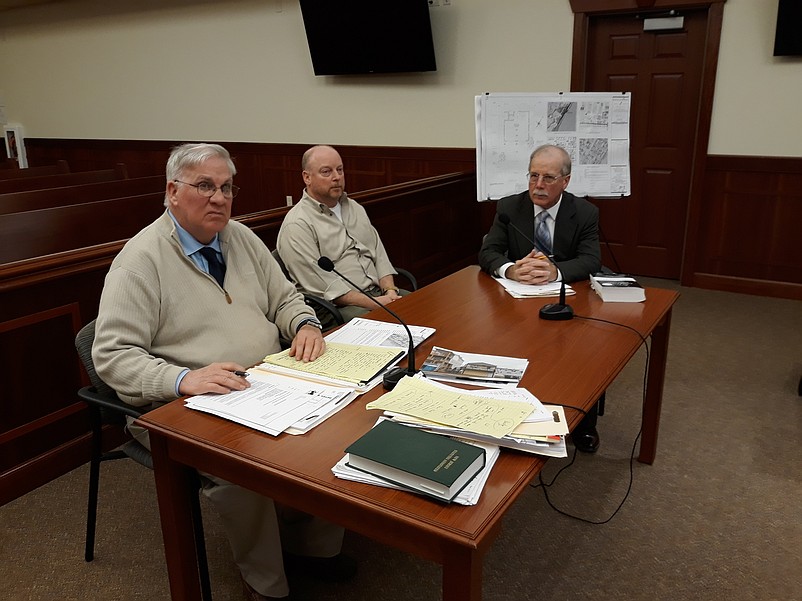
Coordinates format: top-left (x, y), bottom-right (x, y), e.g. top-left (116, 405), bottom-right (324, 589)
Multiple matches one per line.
top-left (286, 195), bottom-right (293, 206)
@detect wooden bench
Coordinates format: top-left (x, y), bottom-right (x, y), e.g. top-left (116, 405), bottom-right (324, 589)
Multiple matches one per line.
top-left (0, 160), bottom-right (70, 180)
top-left (0, 175), bottom-right (164, 215)
top-left (0, 164), bottom-right (128, 195)
top-left (0, 191), bottom-right (166, 264)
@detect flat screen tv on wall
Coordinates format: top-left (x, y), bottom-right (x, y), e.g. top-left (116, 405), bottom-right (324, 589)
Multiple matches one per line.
top-left (299, 0), bottom-right (437, 75)
top-left (774, 0), bottom-right (802, 56)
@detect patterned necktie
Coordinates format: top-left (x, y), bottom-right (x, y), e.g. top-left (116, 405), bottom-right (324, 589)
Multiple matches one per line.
top-left (198, 247), bottom-right (226, 288)
top-left (535, 211), bottom-right (553, 255)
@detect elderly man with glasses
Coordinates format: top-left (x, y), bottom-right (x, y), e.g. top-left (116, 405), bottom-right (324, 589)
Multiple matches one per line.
top-left (478, 143), bottom-right (604, 452)
top-left (93, 143), bottom-right (353, 600)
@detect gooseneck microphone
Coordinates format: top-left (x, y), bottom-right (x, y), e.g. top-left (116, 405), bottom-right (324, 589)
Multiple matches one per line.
top-left (498, 213), bottom-right (574, 321)
top-left (317, 256), bottom-right (417, 389)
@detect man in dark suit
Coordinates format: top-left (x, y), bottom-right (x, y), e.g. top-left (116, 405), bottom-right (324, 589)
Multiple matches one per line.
top-left (479, 144), bottom-right (603, 452)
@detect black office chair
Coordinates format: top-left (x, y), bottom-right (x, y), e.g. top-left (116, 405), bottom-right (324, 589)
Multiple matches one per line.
top-left (270, 249), bottom-right (419, 330)
top-left (75, 320), bottom-right (212, 601)
top-left (270, 249), bottom-right (346, 330)
top-left (393, 267), bottom-right (419, 293)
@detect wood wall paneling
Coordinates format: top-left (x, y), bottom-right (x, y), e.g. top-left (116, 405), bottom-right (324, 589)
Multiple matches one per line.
top-left (24, 139), bottom-right (477, 217)
top-left (691, 155), bottom-right (802, 299)
top-left (18, 137), bottom-right (802, 297)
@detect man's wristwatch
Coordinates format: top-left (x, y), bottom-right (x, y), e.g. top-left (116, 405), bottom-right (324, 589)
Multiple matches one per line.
top-left (382, 286), bottom-right (399, 294)
top-left (296, 317), bottom-right (323, 332)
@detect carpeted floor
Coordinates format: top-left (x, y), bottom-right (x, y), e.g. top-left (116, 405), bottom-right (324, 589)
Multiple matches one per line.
top-left (1, 278), bottom-right (800, 601)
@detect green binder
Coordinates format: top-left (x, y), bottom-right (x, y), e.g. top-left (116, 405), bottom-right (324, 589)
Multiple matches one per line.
top-left (345, 420), bottom-right (486, 503)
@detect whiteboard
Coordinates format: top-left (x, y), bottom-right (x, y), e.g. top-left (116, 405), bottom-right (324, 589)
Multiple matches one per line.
top-left (475, 92), bottom-right (631, 201)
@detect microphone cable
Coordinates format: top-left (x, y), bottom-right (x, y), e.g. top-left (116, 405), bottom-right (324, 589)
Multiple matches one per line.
top-left (598, 221), bottom-right (624, 275)
top-left (529, 314), bottom-right (651, 525)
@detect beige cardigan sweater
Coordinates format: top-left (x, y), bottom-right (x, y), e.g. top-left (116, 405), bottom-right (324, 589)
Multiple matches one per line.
top-left (92, 211), bottom-right (315, 406)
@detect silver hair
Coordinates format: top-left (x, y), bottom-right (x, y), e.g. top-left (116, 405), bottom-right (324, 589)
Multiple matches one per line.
top-left (164, 143), bottom-right (236, 205)
top-left (529, 144), bottom-right (572, 176)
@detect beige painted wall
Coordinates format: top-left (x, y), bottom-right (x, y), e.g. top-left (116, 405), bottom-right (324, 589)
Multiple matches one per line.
top-left (0, 0), bottom-right (799, 155)
top-left (709, 0), bottom-right (801, 157)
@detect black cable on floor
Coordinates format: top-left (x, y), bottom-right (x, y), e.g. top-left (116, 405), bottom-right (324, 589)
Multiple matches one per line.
top-left (529, 314), bottom-right (651, 524)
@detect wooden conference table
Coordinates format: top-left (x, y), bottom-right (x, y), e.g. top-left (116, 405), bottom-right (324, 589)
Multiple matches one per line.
top-left (139, 266), bottom-right (679, 601)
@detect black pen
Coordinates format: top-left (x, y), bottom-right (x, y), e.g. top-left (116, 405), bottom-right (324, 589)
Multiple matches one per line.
top-left (233, 370), bottom-right (250, 377)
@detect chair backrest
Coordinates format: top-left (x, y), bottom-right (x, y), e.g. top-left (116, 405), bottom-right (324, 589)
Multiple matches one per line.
top-left (270, 248), bottom-right (346, 331)
top-left (75, 319), bottom-right (115, 397)
top-left (271, 247), bottom-right (293, 281)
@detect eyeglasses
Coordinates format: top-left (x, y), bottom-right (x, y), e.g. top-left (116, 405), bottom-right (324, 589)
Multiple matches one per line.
top-left (174, 180), bottom-right (240, 199)
top-left (527, 172), bottom-right (567, 185)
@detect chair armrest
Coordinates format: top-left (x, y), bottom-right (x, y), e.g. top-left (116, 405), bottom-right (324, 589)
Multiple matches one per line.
top-left (303, 294), bottom-right (345, 328)
top-left (396, 268), bottom-right (418, 291)
top-left (78, 386), bottom-right (148, 420)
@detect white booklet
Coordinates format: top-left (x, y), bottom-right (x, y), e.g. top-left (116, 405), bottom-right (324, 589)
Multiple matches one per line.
top-left (420, 346), bottom-right (528, 389)
top-left (590, 274), bottom-right (645, 302)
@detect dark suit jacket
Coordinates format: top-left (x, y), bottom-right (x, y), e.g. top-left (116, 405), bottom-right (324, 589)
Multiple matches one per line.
top-left (478, 191), bottom-right (601, 283)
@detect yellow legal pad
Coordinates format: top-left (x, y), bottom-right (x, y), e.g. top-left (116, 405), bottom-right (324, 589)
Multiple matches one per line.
top-left (263, 342), bottom-right (404, 385)
top-left (366, 376), bottom-right (533, 439)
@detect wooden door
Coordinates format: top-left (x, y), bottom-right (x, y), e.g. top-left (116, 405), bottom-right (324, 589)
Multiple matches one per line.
top-left (583, 10), bottom-right (708, 278)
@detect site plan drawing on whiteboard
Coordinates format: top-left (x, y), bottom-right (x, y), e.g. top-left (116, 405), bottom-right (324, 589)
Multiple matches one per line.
top-left (475, 92), bottom-right (631, 200)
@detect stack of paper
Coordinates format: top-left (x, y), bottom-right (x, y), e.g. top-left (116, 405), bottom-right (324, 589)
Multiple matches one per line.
top-left (185, 371), bottom-right (357, 435)
top-left (256, 318), bottom-right (436, 393)
top-left (371, 375), bottom-right (568, 458)
top-left (324, 317), bottom-right (435, 349)
top-left (187, 318), bottom-right (438, 437)
top-left (494, 276), bottom-right (575, 299)
top-left (257, 342), bottom-right (404, 392)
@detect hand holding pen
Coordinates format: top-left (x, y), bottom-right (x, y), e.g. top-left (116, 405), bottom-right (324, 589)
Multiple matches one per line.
top-left (178, 362), bottom-right (252, 396)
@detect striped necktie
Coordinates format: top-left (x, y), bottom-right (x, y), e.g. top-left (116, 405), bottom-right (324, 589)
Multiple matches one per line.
top-left (535, 211), bottom-right (552, 255)
top-left (198, 247), bottom-right (226, 288)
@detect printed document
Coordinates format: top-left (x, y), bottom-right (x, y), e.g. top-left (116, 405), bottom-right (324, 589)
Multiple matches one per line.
top-left (185, 371), bottom-right (356, 436)
top-left (494, 277), bottom-right (575, 299)
top-left (324, 317), bottom-right (435, 349)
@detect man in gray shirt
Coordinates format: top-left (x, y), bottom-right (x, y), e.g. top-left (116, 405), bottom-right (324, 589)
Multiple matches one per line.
top-left (277, 145), bottom-right (406, 326)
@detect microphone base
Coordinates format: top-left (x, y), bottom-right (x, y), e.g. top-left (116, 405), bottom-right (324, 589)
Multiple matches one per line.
top-left (383, 367), bottom-right (417, 390)
top-left (539, 303), bottom-right (574, 321)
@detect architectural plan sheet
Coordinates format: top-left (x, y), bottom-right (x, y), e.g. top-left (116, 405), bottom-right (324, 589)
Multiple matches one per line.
top-left (475, 92), bottom-right (631, 200)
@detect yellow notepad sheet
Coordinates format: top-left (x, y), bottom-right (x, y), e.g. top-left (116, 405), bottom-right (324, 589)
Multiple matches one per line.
top-left (263, 342), bottom-right (403, 385)
top-left (366, 376), bottom-right (533, 439)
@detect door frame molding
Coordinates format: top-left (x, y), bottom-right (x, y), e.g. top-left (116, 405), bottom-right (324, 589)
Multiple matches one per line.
top-left (568, 0), bottom-right (726, 284)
